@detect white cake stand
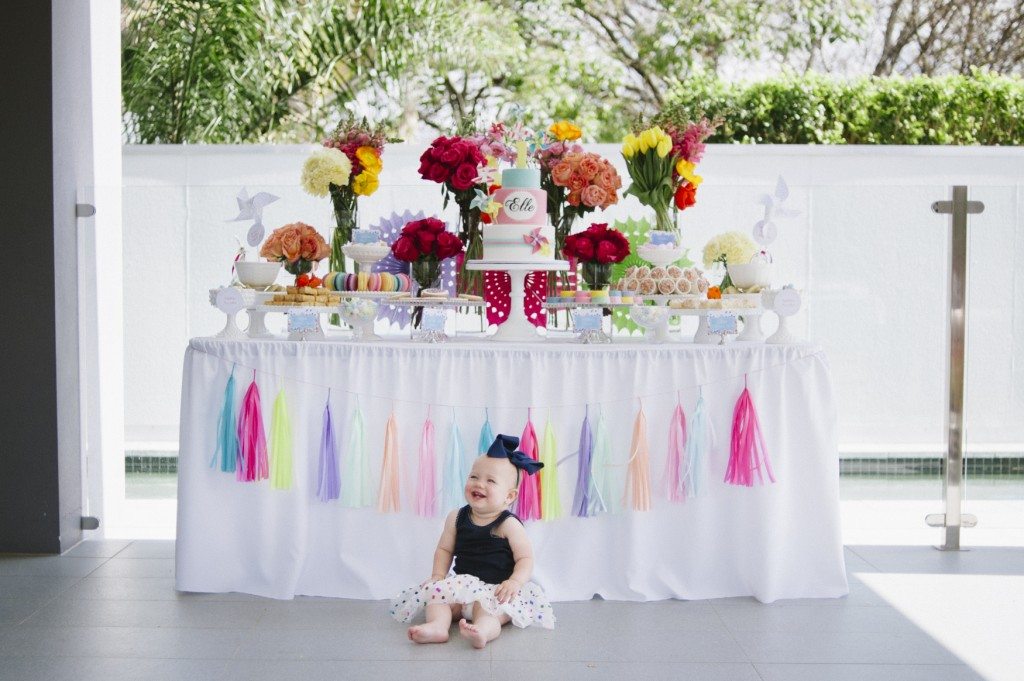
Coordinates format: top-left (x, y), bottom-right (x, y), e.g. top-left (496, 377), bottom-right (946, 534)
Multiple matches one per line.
top-left (466, 260), bottom-right (569, 341)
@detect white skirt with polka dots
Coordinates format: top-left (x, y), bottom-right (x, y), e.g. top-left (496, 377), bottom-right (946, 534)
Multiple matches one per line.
top-left (389, 573), bottom-right (555, 629)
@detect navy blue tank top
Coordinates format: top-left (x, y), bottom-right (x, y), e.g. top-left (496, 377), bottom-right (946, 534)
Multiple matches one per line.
top-left (452, 505), bottom-right (519, 584)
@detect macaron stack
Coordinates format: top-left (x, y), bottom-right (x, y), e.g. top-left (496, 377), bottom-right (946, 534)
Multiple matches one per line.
top-left (324, 271), bottom-right (413, 293)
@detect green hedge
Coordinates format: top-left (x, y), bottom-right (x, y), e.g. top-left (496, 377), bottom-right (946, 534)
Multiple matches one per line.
top-left (662, 71), bottom-right (1024, 145)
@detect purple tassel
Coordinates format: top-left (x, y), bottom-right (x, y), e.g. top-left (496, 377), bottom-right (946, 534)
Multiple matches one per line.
top-left (571, 407), bottom-right (594, 517)
top-left (317, 395), bottom-right (341, 501)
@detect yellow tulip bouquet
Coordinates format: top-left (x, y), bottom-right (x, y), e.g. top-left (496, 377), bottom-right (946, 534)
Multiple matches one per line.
top-left (621, 126), bottom-right (677, 234)
top-left (302, 116), bottom-right (393, 276)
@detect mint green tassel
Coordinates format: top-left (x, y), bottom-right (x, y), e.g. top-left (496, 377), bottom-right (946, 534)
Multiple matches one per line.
top-left (342, 404), bottom-right (371, 507)
top-left (592, 410), bottom-right (619, 514)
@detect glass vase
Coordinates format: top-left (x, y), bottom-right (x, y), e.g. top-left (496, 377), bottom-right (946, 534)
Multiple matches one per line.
top-left (652, 204), bottom-right (676, 238)
top-left (283, 259), bottom-right (313, 278)
top-left (412, 257), bottom-right (441, 293)
top-left (457, 205), bottom-right (483, 296)
top-left (330, 187), bottom-right (358, 275)
top-left (580, 261), bottom-right (611, 291)
top-left (550, 210), bottom-right (578, 296)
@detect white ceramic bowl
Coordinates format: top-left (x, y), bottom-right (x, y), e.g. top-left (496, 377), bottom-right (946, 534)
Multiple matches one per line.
top-left (236, 261), bottom-right (282, 287)
top-left (637, 244), bottom-right (686, 268)
top-left (726, 262), bottom-right (773, 288)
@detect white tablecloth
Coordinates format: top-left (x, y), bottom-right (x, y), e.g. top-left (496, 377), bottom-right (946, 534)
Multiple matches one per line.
top-left (175, 337), bottom-right (847, 602)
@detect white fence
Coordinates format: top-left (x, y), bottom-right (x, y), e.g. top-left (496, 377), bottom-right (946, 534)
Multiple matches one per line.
top-left (123, 143), bottom-right (1024, 457)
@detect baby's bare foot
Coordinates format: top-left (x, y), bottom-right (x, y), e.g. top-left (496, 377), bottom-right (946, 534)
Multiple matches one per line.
top-left (459, 618), bottom-right (487, 649)
top-left (408, 624), bottom-right (448, 644)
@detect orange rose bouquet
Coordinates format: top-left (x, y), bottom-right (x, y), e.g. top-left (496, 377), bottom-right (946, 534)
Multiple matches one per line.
top-left (548, 152), bottom-right (622, 259)
top-left (260, 222), bottom-right (331, 277)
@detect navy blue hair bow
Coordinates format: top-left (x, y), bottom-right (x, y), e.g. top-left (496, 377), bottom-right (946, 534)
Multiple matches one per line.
top-left (487, 434), bottom-right (544, 476)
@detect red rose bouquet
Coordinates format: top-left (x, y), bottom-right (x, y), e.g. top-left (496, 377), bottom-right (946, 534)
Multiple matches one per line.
top-left (260, 222), bottom-right (331, 277)
top-left (562, 223), bottom-right (630, 290)
top-left (390, 217), bottom-right (464, 292)
top-left (418, 135), bottom-right (489, 294)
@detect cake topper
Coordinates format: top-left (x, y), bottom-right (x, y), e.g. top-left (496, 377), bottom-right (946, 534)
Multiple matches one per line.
top-left (227, 187), bottom-right (279, 247)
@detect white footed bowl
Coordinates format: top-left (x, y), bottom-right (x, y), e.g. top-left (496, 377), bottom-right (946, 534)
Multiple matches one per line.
top-left (637, 244), bottom-right (686, 268)
top-left (236, 261), bottom-right (282, 287)
top-left (726, 262), bottom-right (773, 288)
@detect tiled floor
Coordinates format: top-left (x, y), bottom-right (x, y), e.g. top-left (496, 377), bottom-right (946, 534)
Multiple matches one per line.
top-left (1, 541), bottom-right (1021, 681)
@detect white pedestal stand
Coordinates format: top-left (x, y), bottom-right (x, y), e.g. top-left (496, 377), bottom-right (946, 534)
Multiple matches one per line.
top-left (736, 310), bottom-right (767, 342)
top-left (467, 260), bottom-right (568, 341)
top-left (766, 314), bottom-right (796, 344)
top-left (245, 309), bottom-right (273, 339)
top-left (215, 311), bottom-right (246, 340)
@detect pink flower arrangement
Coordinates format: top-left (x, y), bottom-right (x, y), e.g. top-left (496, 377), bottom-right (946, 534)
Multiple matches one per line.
top-left (550, 152), bottom-right (622, 210)
top-left (260, 222), bottom-right (331, 272)
top-left (664, 118), bottom-right (719, 168)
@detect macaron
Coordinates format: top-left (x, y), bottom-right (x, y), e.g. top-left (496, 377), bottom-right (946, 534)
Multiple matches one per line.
top-left (324, 272), bottom-right (336, 291)
top-left (559, 290), bottom-right (575, 299)
top-left (346, 273), bottom-right (358, 291)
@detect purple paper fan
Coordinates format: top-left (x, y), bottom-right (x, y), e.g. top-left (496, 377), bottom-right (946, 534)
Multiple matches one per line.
top-left (369, 210), bottom-right (458, 329)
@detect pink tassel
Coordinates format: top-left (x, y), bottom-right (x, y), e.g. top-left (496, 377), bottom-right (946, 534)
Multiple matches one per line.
top-left (415, 409), bottom-right (437, 517)
top-left (516, 409), bottom-right (542, 521)
top-left (725, 377), bottom-right (776, 487)
top-left (377, 411), bottom-right (401, 512)
top-left (664, 402), bottom-right (688, 502)
top-left (625, 404), bottom-right (651, 511)
top-left (235, 373), bottom-right (268, 482)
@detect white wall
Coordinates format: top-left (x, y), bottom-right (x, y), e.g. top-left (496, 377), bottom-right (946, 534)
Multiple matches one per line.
top-left (123, 144), bottom-right (1024, 456)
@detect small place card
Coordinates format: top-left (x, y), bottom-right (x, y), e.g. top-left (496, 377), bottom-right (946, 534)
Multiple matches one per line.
top-left (421, 308), bottom-right (447, 332)
top-left (573, 308), bottom-right (603, 331)
top-left (287, 312), bottom-right (318, 333)
top-left (215, 287), bottom-right (245, 314)
top-left (708, 312), bottom-right (738, 334)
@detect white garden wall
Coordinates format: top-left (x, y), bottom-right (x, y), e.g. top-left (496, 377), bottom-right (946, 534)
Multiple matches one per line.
top-left (122, 143), bottom-right (1024, 457)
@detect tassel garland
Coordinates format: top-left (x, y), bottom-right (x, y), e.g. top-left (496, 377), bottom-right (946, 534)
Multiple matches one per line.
top-left (378, 411), bottom-right (401, 512)
top-left (442, 416), bottom-right (468, 511)
top-left (571, 408), bottom-right (595, 517)
top-left (625, 405), bottom-right (651, 511)
top-left (590, 411), bottom-right (614, 514)
top-left (268, 388), bottom-right (292, 490)
top-left (539, 418), bottom-right (562, 520)
top-left (212, 370), bottom-right (238, 473)
top-left (341, 404), bottom-right (371, 507)
top-left (236, 375), bottom-right (268, 482)
top-left (515, 411), bottom-right (541, 521)
top-left (316, 397), bottom-right (341, 501)
top-left (725, 381), bottom-right (776, 487)
top-left (664, 403), bottom-right (688, 502)
top-left (415, 411), bottom-right (437, 517)
top-left (478, 411), bottom-right (494, 455)
top-left (682, 393), bottom-right (710, 497)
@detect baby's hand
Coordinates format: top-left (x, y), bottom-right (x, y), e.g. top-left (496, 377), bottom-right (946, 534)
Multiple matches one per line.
top-left (494, 578), bottom-right (522, 604)
top-left (420, 574), bottom-right (446, 588)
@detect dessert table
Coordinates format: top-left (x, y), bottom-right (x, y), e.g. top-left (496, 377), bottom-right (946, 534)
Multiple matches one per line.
top-left (175, 336), bottom-right (848, 602)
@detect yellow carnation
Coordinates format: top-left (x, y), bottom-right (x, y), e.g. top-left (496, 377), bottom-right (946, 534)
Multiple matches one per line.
top-left (355, 146), bottom-right (382, 174)
top-left (301, 147), bottom-right (352, 197)
top-left (352, 170), bottom-right (379, 197)
top-left (676, 159), bottom-right (703, 186)
top-left (702, 231), bottom-right (758, 268)
top-left (549, 120), bottom-right (583, 141)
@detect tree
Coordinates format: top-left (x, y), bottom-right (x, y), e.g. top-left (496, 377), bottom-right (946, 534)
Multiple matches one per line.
top-left (122, 0), bottom-right (444, 143)
top-left (872, 0), bottom-right (1024, 76)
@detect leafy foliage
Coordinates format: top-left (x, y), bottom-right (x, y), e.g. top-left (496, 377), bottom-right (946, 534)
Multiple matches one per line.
top-left (665, 71), bottom-right (1024, 145)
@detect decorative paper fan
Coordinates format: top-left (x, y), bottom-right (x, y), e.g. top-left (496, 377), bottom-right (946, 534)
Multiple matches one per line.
top-left (484, 271), bottom-right (546, 328)
top-left (370, 210), bottom-right (424, 329)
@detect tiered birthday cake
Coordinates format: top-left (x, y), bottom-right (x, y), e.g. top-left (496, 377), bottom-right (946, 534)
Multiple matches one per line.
top-left (482, 168), bottom-right (555, 262)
